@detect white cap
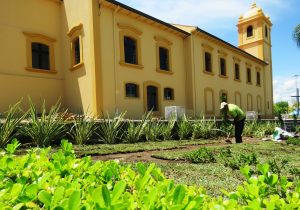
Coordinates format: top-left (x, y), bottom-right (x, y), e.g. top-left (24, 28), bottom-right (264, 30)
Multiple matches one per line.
top-left (220, 102), bottom-right (228, 109)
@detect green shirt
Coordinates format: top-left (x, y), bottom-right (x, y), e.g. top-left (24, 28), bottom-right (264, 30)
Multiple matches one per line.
top-left (227, 104), bottom-right (245, 121)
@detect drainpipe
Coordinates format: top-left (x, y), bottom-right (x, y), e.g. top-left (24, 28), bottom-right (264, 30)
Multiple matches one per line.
top-left (191, 31), bottom-right (197, 117)
top-left (113, 6), bottom-right (120, 114)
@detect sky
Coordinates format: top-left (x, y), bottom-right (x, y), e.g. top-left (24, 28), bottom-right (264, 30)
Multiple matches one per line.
top-left (117, 0), bottom-right (300, 105)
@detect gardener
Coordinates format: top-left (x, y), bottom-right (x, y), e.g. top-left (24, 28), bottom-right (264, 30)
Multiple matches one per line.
top-left (220, 102), bottom-right (246, 143)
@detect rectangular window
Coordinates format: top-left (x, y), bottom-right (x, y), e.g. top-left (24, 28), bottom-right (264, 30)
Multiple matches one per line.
top-left (220, 58), bottom-right (226, 76)
top-left (31, 42), bottom-right (50, 70)
top-left (205, 52), bottom-right (212, 72)
top-left (257, 71), bottom-right (261, 86)
top-left (235, 63), bottom-right (240, 80)
top-left (247, 68), bottom-right (252, 83)
top-left (125, 83), bottom-right (139, 98)
top-left (159, 47), bottom-right (169, 71)
top-left (73, 38), bottom-right (81, 65)
top-left (164, 88), bottom-right (174, 100)
top-left (124, 36), bottom-right (137, 64)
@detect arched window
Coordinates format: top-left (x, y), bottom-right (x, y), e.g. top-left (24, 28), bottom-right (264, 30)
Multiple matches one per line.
top-left (265, 26), bottom-right (268, 38)
top-left (247, 25), bottom-right (253, 37)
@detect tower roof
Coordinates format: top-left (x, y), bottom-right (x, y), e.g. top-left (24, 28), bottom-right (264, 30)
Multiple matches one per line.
top-left (238, 2), bottom-right (272, 26)
top-left (241, 3), bottom-right (265, 19)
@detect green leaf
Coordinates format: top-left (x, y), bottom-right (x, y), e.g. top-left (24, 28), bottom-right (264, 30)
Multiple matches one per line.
top-left (173, 185), bottom-right (186, 205)
top-left (52, 187), bottom-right (65, 206)
top-left (268, 174), bottom-right (278, 186)
top-left (38, 190), bottom-right (52, 207)
top-left (102, 185), bottom-right (111, 207)
top-left (68, 190), bottom-right (81, 210)
top-left (111, 180), bottom-right (126, 204)
top-left (11, 183), bottom-right (23, 199)
top-left (25, 184), bottom-right (38, 198)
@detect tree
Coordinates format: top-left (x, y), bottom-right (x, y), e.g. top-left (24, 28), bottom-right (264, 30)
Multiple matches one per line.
top-left (294, 24), bottom-right (300, 47)
top-left (274, 101), bottom-right (289, 116)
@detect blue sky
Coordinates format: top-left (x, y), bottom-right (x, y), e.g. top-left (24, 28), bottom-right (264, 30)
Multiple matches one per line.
top-left (117, 0), bottom-right (300, 104)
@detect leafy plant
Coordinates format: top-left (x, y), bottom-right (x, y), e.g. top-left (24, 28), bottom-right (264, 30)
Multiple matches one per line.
top-left (143, 118), bottom-right (164, 142)
top-left (68, 113), bottom-right (97, 145)
top-left (2, 140), bottom-right (300, 209)
top-left (192, 116), bottom-right (217, 139)
top-left (222, 152), bottom-right (258, 170)
top-left (184, 147), bottom-right (216, 163)
top-left (97, 112), bottom-right (125, 144)
top-left (286, 137), bottom-right (300, 145)
top-left (0, 101), bottom-right (26, 148)
top-left (177, 115), bottom-right (192, 140)
top-left (124, 111), bottom-right (152, 143)
top-left (160, 117), bottom-right (176, 141)
top-left (19, 99), bottom-right (67, 147)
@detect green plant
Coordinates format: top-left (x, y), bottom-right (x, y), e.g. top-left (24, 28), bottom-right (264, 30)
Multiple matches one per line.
top-left (124, 111), bottom-right (152, 143)
top-left (97, 112), bottom-right (125, 144)
top-left (184, 147), bottom-right (216, 163)
top-left (143, 117), bottom-right (164, 142)
top-left (177, 115), bottom-right (192, 140)
top-left (160, 117), bottom-right (176, 141)
top-left (222, 152), bottom-right (258, 170)
top-left (192, 116), bottom-right (217, 139)
top-left (2, 140), bottom-right (300, 209)
top-left (286, 137), bottom-right (300, 145)
top-left (68, 114), bottom-right (97, 145)
top-left (0, 101), bottom-right (26, 148)
top-left (19, 99), bottom-right (66, 147)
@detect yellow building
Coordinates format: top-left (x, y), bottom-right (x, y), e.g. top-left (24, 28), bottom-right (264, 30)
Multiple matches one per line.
top-left (0, 0), bottom-right (273, 118)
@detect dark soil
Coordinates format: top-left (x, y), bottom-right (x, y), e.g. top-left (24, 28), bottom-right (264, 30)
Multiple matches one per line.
top-left (92, 137), bottom-right (262, 163)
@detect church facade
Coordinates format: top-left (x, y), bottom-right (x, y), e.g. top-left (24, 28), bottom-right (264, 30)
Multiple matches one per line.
top-left (0, 0), bottom-right (273, 118)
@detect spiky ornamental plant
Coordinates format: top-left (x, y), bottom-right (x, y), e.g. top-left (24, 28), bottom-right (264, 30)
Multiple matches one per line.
top-left (97, 112), bottom-right (126, 144)
top-left (124, 111), bottom-right (152, 143)
top-left (20, 99), bottom-right (67, 147)
top-left (68, 113), bottom-right (97, 145)
top-left (177, 114), bottom-right (192, 140)
top-left (0, 101), bottom-right (27, 148)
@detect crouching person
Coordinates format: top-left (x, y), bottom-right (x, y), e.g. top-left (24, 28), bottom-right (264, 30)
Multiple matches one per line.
top-left (220, 102), bottom-right (246, 143)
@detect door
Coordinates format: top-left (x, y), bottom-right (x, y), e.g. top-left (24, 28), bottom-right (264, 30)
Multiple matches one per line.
top-left (147, 85), bottom-right (158, 111)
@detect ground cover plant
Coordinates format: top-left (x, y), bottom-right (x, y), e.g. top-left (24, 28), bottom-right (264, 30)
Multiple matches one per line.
top-left (1, 140), bottom-right (300, 209)
top-left (153, 141), bottom-right (300, 195)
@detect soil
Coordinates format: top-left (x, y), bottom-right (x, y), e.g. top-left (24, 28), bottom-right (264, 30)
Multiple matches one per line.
top-left (92, 137), bottom-right (262, 163)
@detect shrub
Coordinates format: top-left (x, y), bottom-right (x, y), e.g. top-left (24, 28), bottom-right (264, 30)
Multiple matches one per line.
top-left (68, 114), bottom-right (97, 145)
top-left (143, 118), bottom-right (164, 142)
top-left (2, 140), bottom-right (300, 209)
top-left (0, 101), bottom-right (26, 148)
top-left (19, 99), bottom-right (67, 147)
top-left (286, 137), bottom-right (300, 145)
top-left (184, 147), bottom-right (216, 163)
top-left (192, 116), bottom-right (217, 139)
top-left (177, 115), bottom-right (192, 140)
top-left (124, 111), bottom-right (151, 143)
top-left (97, 112), bottom-right (125, 144)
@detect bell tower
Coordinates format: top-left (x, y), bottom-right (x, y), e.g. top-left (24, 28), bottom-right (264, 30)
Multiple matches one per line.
top-left (237, 3), bottom-right (272, 61)
top-left (237, 3), bottom-right (273, 118)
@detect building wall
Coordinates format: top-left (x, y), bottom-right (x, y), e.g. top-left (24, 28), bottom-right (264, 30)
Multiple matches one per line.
top-left (0, 0), bottom-right (64, 112)
top-left (61, 0), bottom-right (98, 114)
top-left (191, 34), bottom-right (266, 117)
top-left (99, 6), bottom-right (187, 118)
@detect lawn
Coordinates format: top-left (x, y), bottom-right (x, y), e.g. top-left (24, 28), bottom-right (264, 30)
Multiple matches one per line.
top-left (152, 141), bottom-right (300, 196)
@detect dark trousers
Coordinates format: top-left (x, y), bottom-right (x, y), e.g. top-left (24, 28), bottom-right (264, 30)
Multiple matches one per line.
top-left (234, 118), bottom-right (245, 143)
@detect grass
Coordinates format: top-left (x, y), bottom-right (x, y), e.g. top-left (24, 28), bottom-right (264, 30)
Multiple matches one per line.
top-left (152, 141), bottom-right (300, 196)
top-left (73, 139), bottom-right (222, 156)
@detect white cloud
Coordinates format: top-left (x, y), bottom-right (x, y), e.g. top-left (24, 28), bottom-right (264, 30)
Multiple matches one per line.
top-left (273, 77), bottom-right (299, 104)
top-left (119, 0), bottom-right (288, 30)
